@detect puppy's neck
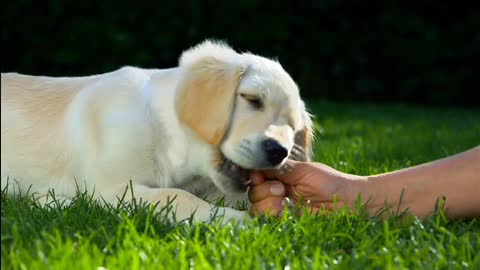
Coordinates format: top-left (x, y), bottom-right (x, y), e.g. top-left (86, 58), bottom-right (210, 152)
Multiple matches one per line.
top-left (142, 68), bottom-right (221, 189)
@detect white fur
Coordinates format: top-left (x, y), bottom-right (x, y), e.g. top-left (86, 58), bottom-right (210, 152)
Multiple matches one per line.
top-left (1, 40), bottom-right (310, 223)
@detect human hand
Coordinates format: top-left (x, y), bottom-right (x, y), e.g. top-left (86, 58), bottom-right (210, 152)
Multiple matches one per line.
top-left (248, 161), bottom-right (367, 216)
top-left (250, 147), bottom-right (480, 220)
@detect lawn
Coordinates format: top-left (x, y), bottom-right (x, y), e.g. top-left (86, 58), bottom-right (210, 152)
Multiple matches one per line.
top-left (2, 101), bottom-right (479, 269)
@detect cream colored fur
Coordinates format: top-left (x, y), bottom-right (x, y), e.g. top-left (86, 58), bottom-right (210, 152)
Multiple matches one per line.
top-left (1, 40), bottom-right (312, 223)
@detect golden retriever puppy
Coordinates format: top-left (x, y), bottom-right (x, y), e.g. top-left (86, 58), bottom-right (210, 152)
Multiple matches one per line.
top-left (1, 40), bottom-right (313, 223)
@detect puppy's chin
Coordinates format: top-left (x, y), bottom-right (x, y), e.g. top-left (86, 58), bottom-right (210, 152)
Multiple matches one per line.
top-left (209, 149), bottom-right (288, 194)
top-left (216, 174), bottom-right (250, 194)
top-left (210, 153), bottom-right (252, 194)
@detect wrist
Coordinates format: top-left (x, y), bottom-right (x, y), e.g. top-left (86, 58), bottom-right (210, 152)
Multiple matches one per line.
top-left (338, 174), bottom-right (374, 210)
top-left (362, 174), bottom-right (436, 218)
top-left (347, 176), bottom-right (384, 215)
top-left (344, 174), bottom-right (415, 217)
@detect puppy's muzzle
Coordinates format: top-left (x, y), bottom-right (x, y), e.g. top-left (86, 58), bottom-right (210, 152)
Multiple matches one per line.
top-left (262, 139), bottom-right (288, 166)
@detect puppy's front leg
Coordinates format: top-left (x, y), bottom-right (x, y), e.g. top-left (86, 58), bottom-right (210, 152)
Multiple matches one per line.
top-left (101, 184), bottom-right (248, 224)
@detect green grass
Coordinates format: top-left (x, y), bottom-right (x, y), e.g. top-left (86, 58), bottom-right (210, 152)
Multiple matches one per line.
top-left (2, 101), bottom-right (480, 269)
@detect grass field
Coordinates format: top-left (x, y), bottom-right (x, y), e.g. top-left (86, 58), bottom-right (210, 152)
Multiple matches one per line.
top-left (2, 101), bottom-right (479, 269)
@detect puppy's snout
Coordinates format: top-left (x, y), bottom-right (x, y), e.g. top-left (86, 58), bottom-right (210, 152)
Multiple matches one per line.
top-left (262, 139), bottom-right (288, 166)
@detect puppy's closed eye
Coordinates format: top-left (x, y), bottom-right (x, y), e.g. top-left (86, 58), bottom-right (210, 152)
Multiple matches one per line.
top-left (240, 93), bottom-right (263, 109)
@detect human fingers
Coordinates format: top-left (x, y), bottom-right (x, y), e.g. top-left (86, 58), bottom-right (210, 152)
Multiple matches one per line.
top-left (249, 196), bottom-right (285, 217)
top-left (248, 180), bottom-right (285, 203)
top-left (250, 170), bottom-right (266, 186)
top-left (264, 160), bottom-right (314, 185)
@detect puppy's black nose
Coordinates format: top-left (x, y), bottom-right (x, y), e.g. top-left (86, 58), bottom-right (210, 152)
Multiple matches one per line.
top-left (262, 139), bottom-right (288, 166)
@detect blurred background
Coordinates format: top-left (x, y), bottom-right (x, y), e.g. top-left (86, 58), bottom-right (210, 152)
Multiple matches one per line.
top-left (2, 1), bottom-right (479, 106)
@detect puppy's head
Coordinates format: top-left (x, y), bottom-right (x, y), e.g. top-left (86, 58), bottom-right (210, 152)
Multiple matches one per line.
top-left (176, 40), bottom-right (313, 194)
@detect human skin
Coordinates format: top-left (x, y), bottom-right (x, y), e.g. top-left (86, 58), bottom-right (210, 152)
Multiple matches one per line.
top-left (248, 146), bottom-right (480, 219)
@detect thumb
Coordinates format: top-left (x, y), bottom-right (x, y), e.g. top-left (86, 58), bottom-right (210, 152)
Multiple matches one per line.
top-left (263, 160), bottom-right (310, 185)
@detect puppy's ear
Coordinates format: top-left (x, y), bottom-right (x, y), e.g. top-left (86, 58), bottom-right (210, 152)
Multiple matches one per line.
top-left (176, 41), bottom-right (247, 145)
top-left (292, 110), bottom-right (314, 161)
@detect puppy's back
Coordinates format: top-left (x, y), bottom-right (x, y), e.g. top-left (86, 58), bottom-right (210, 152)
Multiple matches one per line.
top-left (1, 73), bottom-right (98, 116)
top-left (1, 73), bottom-right (99, 189)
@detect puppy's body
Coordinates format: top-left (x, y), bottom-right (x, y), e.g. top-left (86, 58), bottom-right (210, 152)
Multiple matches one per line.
top-left (1, 41), bottom-right (312, 223)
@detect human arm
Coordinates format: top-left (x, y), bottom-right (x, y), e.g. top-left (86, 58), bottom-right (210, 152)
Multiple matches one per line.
top-left (249, 146), bottom-right (480, 219)
top-left (363, 146), bottom-right (480, 219)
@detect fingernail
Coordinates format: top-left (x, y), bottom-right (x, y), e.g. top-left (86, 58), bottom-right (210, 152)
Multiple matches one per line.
top-left (270, 183), bottom-right (284, 196)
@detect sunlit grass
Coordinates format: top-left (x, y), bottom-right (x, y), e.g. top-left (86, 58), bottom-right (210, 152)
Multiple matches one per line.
top-left (2, 101), bottom-right (480, 269)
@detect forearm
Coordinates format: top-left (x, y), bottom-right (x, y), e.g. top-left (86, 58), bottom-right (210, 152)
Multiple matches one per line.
top-left (361, 146), bottom-right (480, 219)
